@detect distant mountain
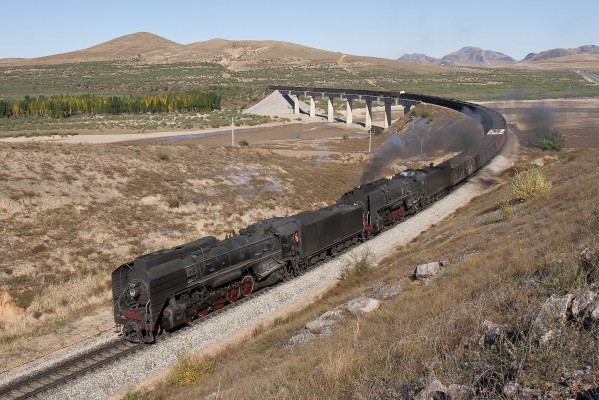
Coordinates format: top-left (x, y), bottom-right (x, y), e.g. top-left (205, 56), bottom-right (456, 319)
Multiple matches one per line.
top-left (397, 53), bottom-right (438, 64)
top-left (398, 46), bottom-right (516, 66)
top-left (522, 45), bottom-right (599, 62)
top-left (440, 47), bottom-right (516, 66)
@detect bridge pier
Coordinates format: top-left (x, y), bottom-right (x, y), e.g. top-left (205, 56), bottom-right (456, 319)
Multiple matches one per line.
top-left (383, 100), bottom-right (393, 129)
top-left (309, 96), bottom-right (315, 118)
top-left (345, 98), bottom-right (353, 125)
top-left (365, 100), bottom-right (373, 130)
top-left (292, 95), bottom-right (300, 115)
top-left (327, 97), bottom-right (335, 122)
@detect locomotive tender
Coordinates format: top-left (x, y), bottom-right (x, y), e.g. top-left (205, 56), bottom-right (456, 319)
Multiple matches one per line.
top-left (112, 92), bottom-right (506, 343)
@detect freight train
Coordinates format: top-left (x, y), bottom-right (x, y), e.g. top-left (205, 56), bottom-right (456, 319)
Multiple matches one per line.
top-left (112, 91), bottom-right (506, 343)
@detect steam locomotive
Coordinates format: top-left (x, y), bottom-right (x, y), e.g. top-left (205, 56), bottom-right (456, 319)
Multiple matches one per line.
top-left (112, 92), bottom-right (506, 343)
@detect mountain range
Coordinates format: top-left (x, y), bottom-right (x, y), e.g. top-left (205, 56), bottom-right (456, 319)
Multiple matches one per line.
top-left (1, 32), bottom-right (597, 69)
top-left (399, 45), bottom-right (599, 66)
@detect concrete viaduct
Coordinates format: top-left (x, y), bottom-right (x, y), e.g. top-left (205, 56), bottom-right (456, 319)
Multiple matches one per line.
top-left (270, 86), bottom-right (422, 130)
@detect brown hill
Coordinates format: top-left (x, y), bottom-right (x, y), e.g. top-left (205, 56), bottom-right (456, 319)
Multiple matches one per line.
top-left (18, 32), bottom-right (184, 64)
top-left (0, 32), bottom-right (447, 74)
top-left (0, 33), bottom-right (344, 66)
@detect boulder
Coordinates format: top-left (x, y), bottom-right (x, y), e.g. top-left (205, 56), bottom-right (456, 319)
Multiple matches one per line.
top-left (345, 297), bottom-right (381, 316)
top-left (570, 290), bottom-right (599, 326)
top-left (532, 294), bottom-right (573, 344)
top-left (413, 261), bottom-right (445, 280)
top-left (570, 290), bottom-right (597, 318)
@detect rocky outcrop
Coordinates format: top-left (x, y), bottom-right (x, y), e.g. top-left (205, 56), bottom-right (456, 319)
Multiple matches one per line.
top-left (530, 290), bottom-right (599, 344)
top-left (531, 294), bottom-right (573, 344)
top-left (345, 297), bottom-right (380, 316)
top-left (413, 261), bottom-right (445, 280)
top-left (288, 295), bottom-right (381, 347)
top-left (570, 290), bottom-right (599, 327)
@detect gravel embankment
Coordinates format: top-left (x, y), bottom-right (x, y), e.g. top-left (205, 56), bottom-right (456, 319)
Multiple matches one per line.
top-left (0, 134), bottom-right (517, 400)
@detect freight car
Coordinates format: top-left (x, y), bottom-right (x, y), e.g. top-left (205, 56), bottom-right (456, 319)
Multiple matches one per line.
top-left (112, 91), bottom-right (506, 343)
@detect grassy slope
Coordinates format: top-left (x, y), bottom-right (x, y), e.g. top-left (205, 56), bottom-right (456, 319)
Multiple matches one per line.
top-left (138, 145), bottom-right (599, 399)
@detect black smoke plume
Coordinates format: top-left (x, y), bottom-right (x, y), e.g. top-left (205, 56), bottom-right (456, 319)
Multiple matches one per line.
top-left (360, 115), bottom-right (483, 183)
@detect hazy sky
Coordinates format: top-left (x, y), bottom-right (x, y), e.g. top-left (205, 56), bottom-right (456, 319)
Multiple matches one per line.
top-left (2, 0), bottom-right (597, 61)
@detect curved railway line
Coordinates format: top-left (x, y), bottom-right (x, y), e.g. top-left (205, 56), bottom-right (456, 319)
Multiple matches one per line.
top-left (0, 89), bottom-right (507, 399)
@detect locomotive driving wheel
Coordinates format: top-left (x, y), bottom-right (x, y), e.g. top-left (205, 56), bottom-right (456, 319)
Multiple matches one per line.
top-left (240, 275), bottom-right (255, 296)
top-left (226, 283), bottom-right (241, 303)
top-left (213, 297), bottom-right (226, 310)
top-left (198, 307), bottom-right (210, 317)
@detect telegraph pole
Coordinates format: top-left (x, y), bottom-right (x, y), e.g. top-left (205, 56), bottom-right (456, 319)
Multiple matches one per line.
top-left (231, 117), bottom-right (235, 146)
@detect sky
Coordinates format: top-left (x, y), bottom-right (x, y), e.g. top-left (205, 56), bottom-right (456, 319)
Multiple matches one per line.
top-left (2, 0), bottom-right (598, 61)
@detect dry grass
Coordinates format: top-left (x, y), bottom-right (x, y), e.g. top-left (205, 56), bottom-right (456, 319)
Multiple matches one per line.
top-left (511, 168), bottom-right (552, 201)
top-left (137, 146), bottom-right (599, 399)
top-left (168, 354), bottom-right (214, 386)
top-left (0, 140), bottom-right (362, 367)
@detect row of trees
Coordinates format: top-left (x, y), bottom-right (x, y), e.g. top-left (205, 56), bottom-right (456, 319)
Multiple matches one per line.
top-left (0, 92), bottom-right (221, 118)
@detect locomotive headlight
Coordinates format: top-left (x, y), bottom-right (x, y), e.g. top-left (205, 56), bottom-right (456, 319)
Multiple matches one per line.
top-left (129, 288), bottom-right (140, 299)
top-left (128, 281), bottom-right (141, 299)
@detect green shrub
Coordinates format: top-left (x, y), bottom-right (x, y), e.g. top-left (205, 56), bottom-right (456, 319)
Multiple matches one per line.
top-left (511, 169), bottom-right (552, 201)
top-left (14, 291), bottom-right (36, 309)
top-left (535, 128), bottom-right (565, 151)
top-left (409, 109), bottom-right (433, 123)
top-left (166, 196), bottom-right (181, 208)
top-left (239, 139), bottom-right (249, 147)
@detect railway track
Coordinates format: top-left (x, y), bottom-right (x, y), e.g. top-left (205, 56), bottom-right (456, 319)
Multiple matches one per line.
top-left (0, 339), bottom-right (141, 400)
top-left (0, 283), bottom-right (277, 399)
